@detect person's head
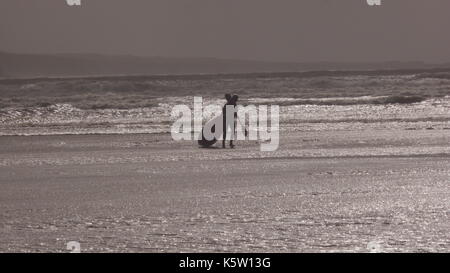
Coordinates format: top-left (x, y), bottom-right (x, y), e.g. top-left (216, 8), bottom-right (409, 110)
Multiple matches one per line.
top-left (225, 94), bottom-right (239, 104)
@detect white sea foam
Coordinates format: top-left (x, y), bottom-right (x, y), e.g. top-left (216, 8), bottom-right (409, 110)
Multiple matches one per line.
top-left (1, 73), bottom-right (449, 136)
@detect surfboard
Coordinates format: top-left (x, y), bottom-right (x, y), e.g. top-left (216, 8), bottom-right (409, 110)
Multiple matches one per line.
top-left (198, 115), bottom-right (222, 147)
top-left (198, 114), bottom-right (248, 148)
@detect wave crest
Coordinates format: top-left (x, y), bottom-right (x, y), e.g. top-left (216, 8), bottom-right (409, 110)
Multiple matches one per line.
top-left (251, 95), bottom-right (427, 106)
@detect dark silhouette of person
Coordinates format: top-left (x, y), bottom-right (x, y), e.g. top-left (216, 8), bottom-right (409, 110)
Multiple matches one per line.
top-left (222, 94), bottom-right (239, 148)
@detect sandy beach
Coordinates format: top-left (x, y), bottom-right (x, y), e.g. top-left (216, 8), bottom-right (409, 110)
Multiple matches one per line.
top-left (1, 129), bottom-right (448, 252)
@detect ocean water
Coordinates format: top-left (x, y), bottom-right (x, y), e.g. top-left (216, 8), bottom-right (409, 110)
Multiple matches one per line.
top-left (1, 70), bottom-right (450, 136)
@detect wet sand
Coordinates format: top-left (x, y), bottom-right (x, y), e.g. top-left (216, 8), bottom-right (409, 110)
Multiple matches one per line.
top-left (0, 130), bottom-right (449, 252)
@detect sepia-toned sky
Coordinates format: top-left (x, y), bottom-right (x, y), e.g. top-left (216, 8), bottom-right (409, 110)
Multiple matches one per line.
top-left (1, 0), bottom-right (450, 62)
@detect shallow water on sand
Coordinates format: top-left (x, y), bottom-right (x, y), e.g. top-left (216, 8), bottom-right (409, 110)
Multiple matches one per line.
top-left (0, 131), bottom-right (449, 252)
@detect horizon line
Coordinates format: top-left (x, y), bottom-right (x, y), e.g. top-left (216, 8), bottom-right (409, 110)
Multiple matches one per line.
top-left (1, 50), bottom-right (448, 65)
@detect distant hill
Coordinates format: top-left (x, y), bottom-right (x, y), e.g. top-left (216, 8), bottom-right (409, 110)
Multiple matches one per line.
top-left (0, 51), bottom-right (448, 78)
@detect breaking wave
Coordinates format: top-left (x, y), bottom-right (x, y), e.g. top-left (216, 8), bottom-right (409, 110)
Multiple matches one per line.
top-left (1, 71), bottom-right (449, 136)
top-left (413, 72), bottom-right (450, 80)
top-left (248, 95), bottom-right (427, 106)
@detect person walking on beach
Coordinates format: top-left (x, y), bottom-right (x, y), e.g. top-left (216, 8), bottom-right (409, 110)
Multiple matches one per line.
top-left (198, 94), bottom-right (246, 149)
top-left (222, 94), bottom-right (239, 148)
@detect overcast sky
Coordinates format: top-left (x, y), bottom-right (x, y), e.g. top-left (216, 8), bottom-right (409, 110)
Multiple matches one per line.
top-left (1, 0), bottom-right (450, 62)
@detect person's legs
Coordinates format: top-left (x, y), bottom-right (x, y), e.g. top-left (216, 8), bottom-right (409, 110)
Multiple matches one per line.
top-left (229, 119), bottom-right (236, 148)
top-left (222, 114), bottom-right (226, 148)
top-left (223, 116), bottom-right (236, 148)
